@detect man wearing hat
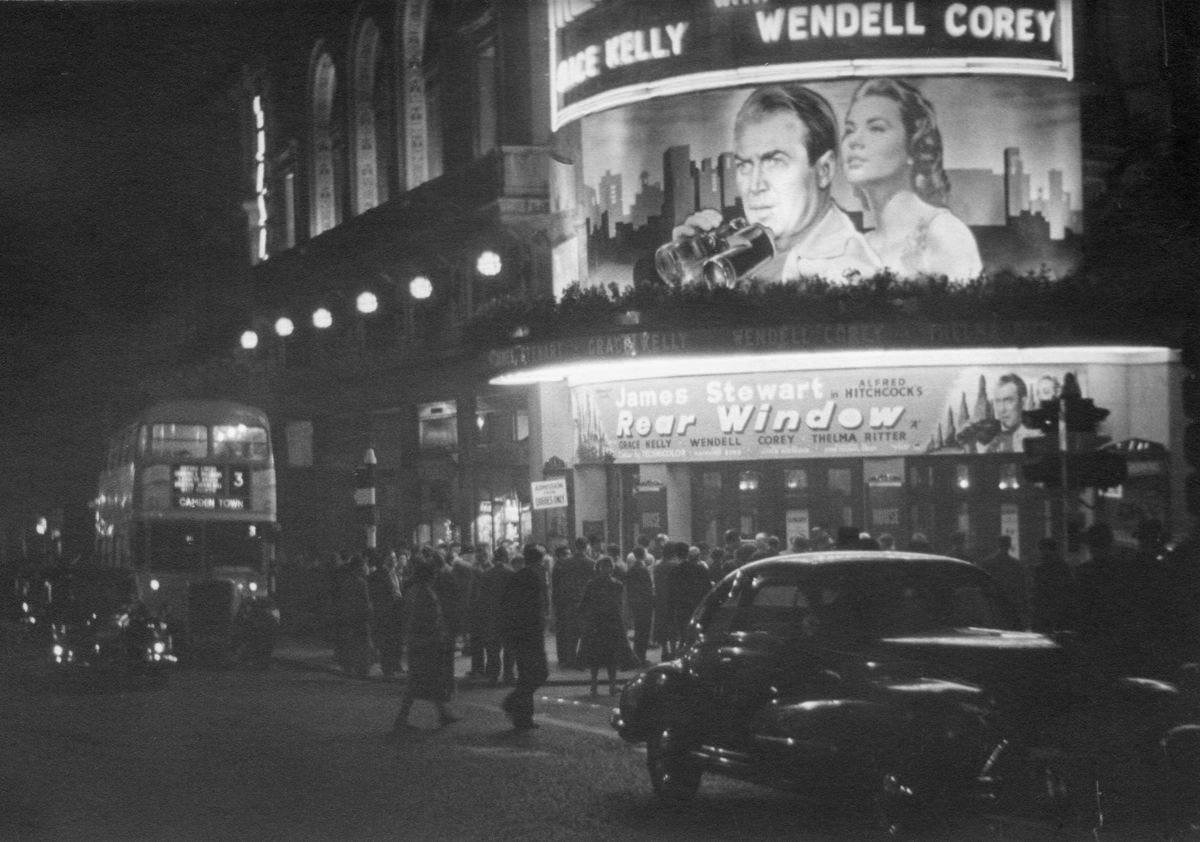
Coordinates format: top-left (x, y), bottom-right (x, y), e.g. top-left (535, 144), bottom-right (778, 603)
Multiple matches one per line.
top-left (500, 544), bottom-right (549, 731)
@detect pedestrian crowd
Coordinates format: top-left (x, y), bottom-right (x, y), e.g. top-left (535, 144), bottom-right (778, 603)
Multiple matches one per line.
top-left (942, 519), bottom-right (1198, 679)
top-left (311, 518), bottom-right (1197, 736)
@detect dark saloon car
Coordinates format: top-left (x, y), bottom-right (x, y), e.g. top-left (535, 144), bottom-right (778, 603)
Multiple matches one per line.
top-left (14, 566), bottom-right (177, 680)
top-left (612, 552), bottom-right (1199, 832)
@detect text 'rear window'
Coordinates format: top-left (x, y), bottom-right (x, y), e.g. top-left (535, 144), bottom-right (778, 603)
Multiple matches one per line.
top-left (213, 425), bottom-right (269, 461)
top-left (147, 424), bottom-right (208, 460)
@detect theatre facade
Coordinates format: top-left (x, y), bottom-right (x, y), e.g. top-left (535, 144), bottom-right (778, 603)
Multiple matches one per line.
top-left (481, 319), bottom-right (1181, 559)
top-left (486, 0), bottom-right (1182, 557)
top-left (178, 1), bottom-right (1192, 565)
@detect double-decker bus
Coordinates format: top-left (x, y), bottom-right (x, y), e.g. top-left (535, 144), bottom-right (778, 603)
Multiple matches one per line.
top-left (93, 400), bottom-right (278, 653)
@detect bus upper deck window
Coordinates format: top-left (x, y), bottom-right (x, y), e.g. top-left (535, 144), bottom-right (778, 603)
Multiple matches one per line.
top-left (213, 425), bottom-right (269, 461)
top-left (149, 424), bottom-right (208, 459)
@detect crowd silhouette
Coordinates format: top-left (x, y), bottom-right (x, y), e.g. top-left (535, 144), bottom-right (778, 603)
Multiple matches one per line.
top-left (287, 516), bottom-right (1199, 734)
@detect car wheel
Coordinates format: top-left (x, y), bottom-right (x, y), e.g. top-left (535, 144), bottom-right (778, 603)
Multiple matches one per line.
top-left (647, 728), bottom-right (701, 802)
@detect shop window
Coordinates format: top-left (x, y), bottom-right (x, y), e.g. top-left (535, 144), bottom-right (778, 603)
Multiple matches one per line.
top-left (738, 471), bottom-right (760, 492)
top-left (419, 401), bottom-right (458, 450)
top-left (909, 464), bottom-right (933, 488)
top-left (475, 410), bottom-right (529, 446)
top-left (828, 468), bottom-right (852, 496)
top-left (784, 469), bottom-right (808, 491)
top-left (475, 396), bottom-right (529, 447)
top-left (703, 471), bottom-right (723, 491)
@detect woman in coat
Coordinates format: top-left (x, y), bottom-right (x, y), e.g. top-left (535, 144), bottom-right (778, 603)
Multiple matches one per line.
top-left (392, 556), bottom-right (459, 732)
top-left (575, 555), bottom-right (627, 697)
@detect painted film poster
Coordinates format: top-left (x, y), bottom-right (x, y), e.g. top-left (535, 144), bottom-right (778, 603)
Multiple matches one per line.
top-left (571, 364), bottom-right (1095, 465)
top-left (549, 0), bottom-right (1080, 288)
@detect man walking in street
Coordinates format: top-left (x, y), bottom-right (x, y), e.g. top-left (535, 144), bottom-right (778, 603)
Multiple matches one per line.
top-left (500, 543), bottom-right (549, 731)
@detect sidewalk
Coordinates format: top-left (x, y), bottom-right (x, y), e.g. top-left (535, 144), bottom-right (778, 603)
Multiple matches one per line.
top-left (273, 632), bottom-right (650, 687)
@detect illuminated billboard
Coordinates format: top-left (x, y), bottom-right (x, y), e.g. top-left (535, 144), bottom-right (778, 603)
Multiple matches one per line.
top-left (571, 362), bottom-right (1121, 465)
top-left (549, 0), bottom-right (1080, 285)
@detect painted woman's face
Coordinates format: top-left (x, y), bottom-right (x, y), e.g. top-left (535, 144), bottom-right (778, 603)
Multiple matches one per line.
top-left (841, 94), bottom-right (910, 187)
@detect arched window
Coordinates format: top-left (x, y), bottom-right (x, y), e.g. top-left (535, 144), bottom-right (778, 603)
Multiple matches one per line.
top-left (352, 17), bottom-right (389, 214)
top-left (310, 48), bottom-right (339, 236)
top-left (399, 0), bottom-right (433, 189)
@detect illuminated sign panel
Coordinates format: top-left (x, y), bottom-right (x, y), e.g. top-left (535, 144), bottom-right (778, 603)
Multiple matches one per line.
top-left (571, 362), bottom-right (1105, 464)
top-left (548, 0), bottom-right (1080, 287)
top-left (172, 464), bottom-right (251, 511)
top-left (551, 0), bottom-right (1072, 128)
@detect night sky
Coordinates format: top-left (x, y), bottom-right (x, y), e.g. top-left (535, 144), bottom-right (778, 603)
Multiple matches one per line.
top-left (0, 2), bottom-right (289, 548)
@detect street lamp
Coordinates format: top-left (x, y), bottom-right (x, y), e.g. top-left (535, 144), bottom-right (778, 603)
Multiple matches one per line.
top-left (476, 249), bottom-right (502, 277)
top-left (312, 307), bottom-right (332, 329)
top-left (356, 291), bottom-right (378, 314)
top-left (409, 275), bottom-right (433, 300)
top-left (273, 316), bottom-right (294, 367)
top-left (240, 330), bottom-right (259, 350)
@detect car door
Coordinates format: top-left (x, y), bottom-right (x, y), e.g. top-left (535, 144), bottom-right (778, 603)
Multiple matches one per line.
top-left (688, 569), bottom-right (825, 749)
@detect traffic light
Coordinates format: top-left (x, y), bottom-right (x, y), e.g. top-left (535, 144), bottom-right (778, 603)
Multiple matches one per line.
top-left (1022, 400), bottom-right (1062, 487)
top-left (1063, 396), bottom-right (1110, 433)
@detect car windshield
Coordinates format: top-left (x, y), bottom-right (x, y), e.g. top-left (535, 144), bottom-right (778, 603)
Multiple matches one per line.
top-left (728, 561), bottom-right (1014, 640)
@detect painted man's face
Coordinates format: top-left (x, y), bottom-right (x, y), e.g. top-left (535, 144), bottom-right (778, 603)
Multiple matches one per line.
top-left (994, 381), bottom-right (1023, 431)
top-left (735, 111), bottom-right (832, 244)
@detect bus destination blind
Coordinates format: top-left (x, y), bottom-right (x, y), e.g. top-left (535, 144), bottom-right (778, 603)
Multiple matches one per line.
top-left (172, 464), bottom-right (251, 510)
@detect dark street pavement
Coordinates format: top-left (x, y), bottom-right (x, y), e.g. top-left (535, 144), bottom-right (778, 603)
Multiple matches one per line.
top-left (272, 630), bottom-right (639, 688)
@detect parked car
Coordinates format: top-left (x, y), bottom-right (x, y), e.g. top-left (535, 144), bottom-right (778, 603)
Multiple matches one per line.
top-left (14, 565), bottom-right (177, 681)
top-left (611, 552), bottom-right (1199, 833)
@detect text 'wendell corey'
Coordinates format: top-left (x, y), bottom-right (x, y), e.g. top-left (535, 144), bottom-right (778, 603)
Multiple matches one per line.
top-left (738, 2), bottom-right (1056, 44)
top-left (556, 3), bottom-right (1058, 96)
